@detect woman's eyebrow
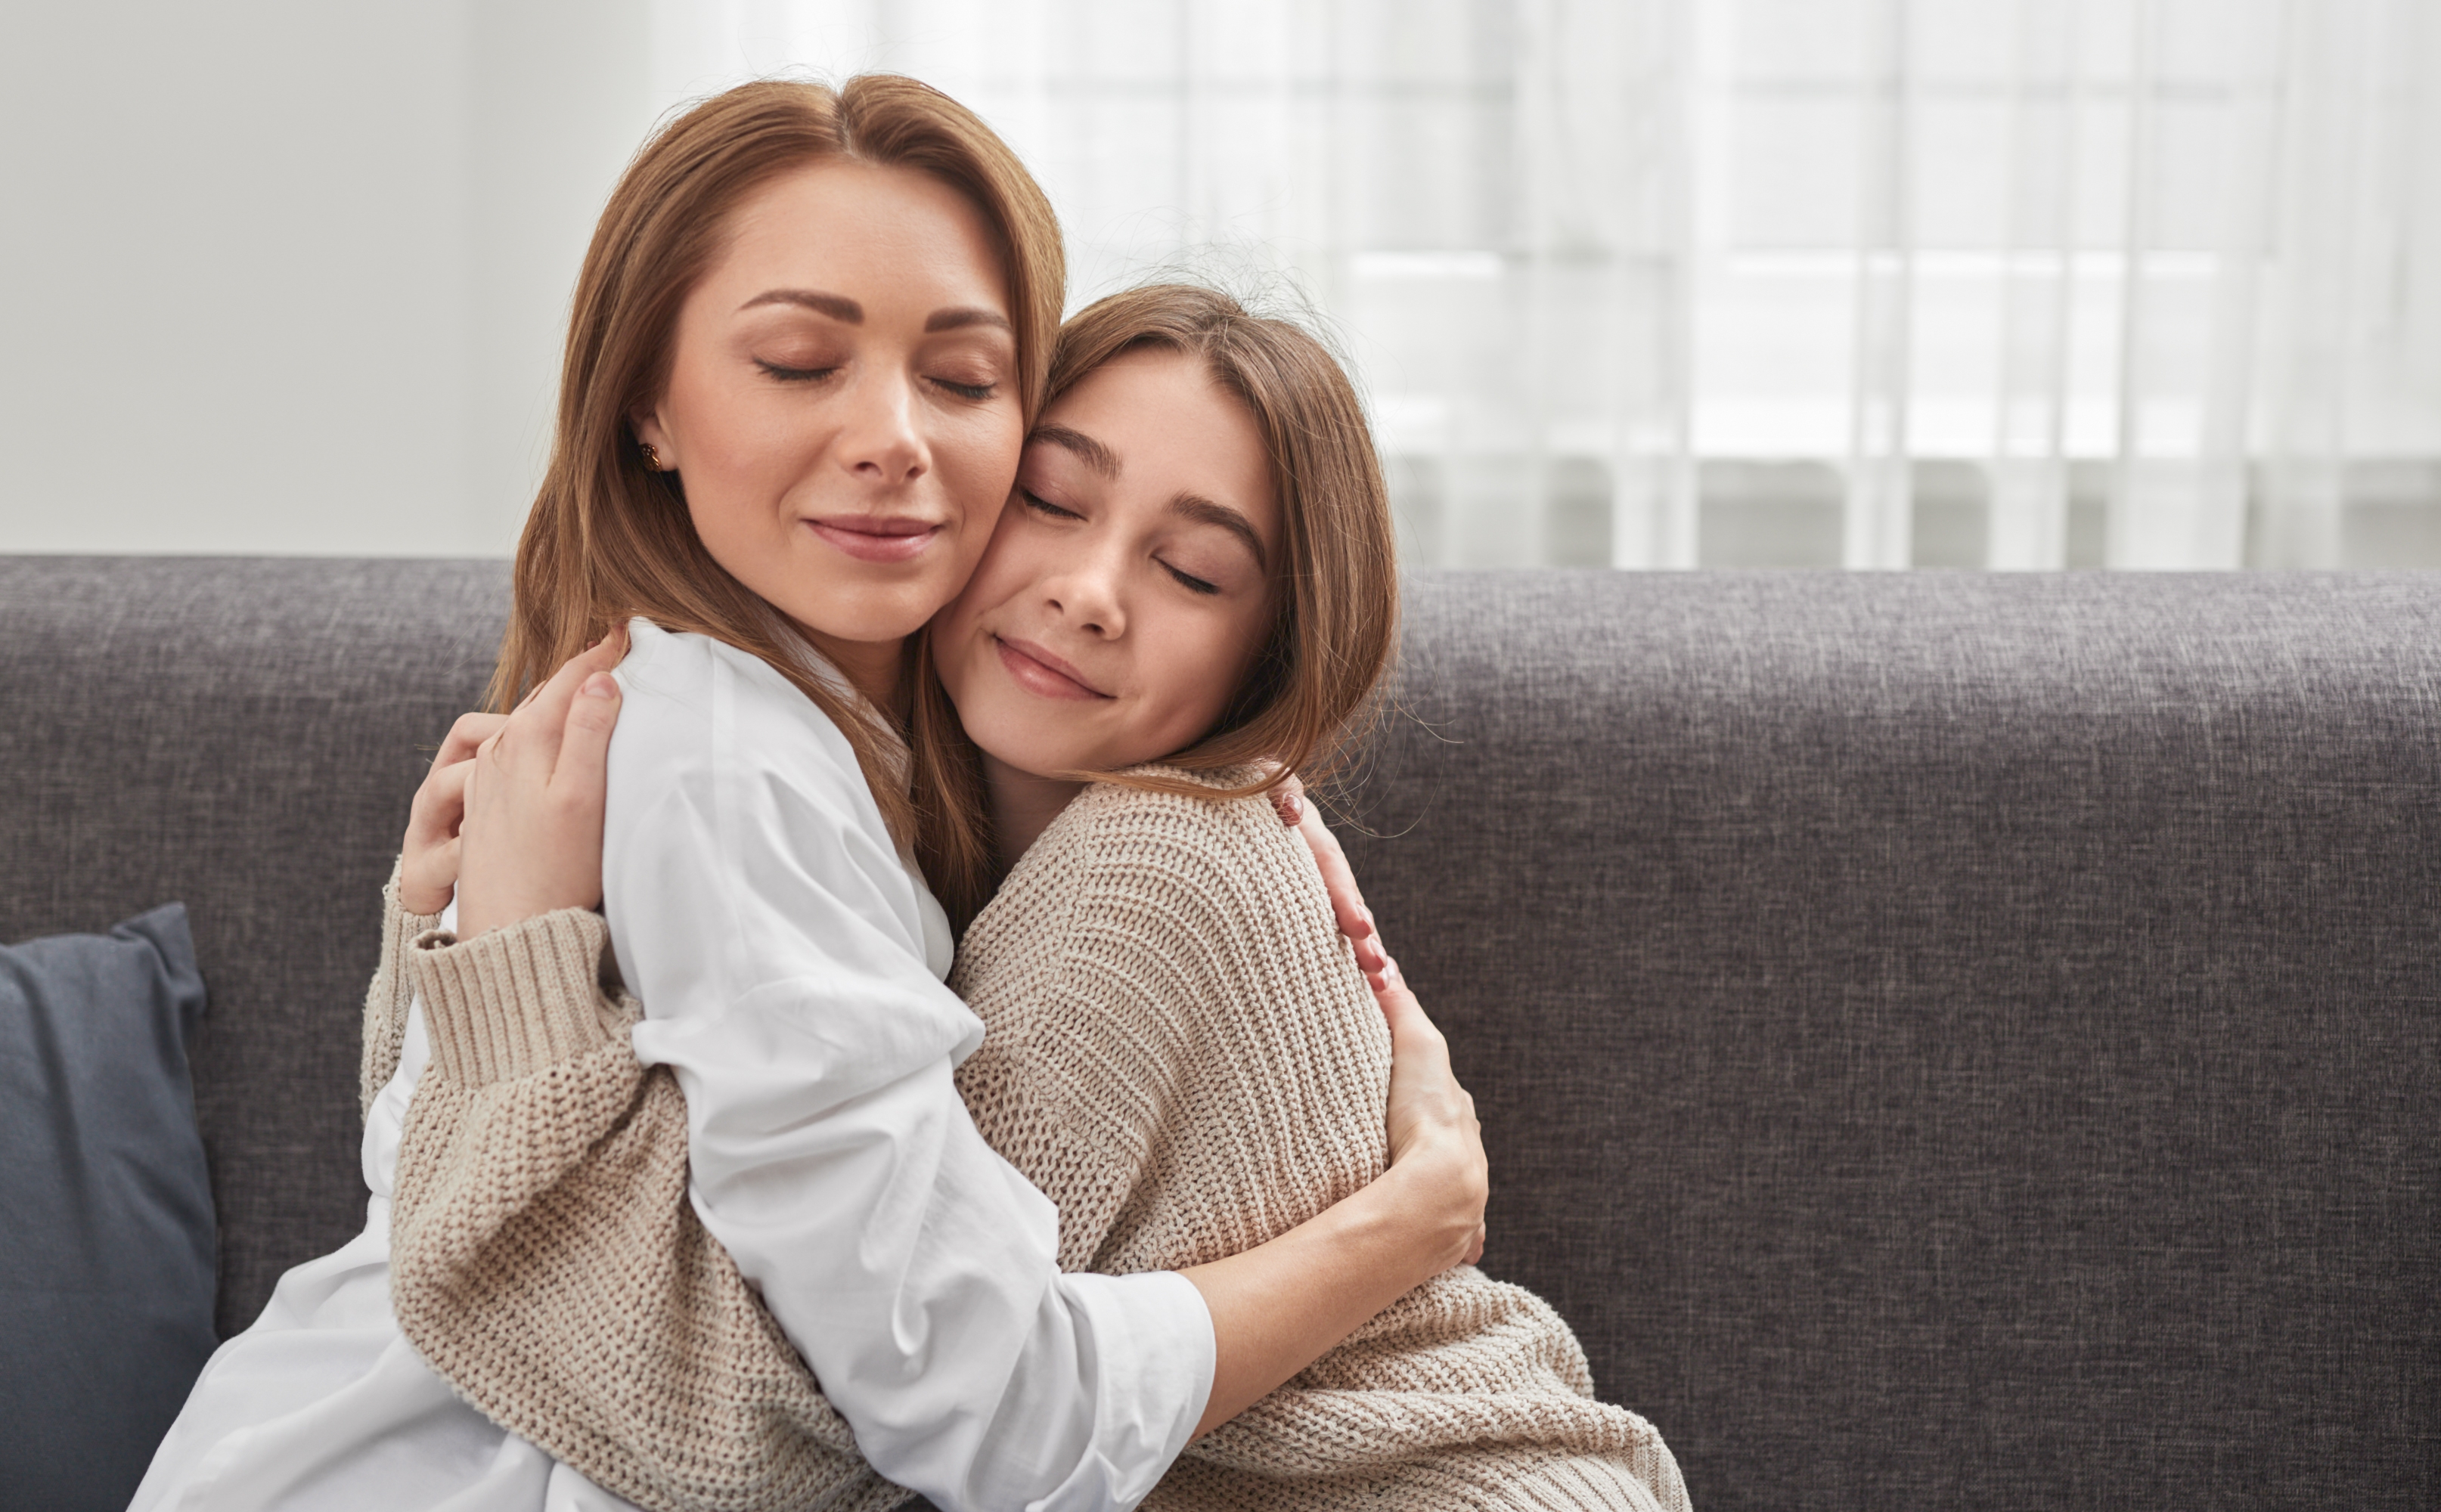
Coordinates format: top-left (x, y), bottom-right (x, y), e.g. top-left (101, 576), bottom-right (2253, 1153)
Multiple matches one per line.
top-left (739, 289), bottom-right (861, 321)
top-left (1171, 493), bottom-right (1267, 570)
top-left (926, 306), bottom-right (1013, 333)
top-left (1031, 423), bottom-right (1120, 479)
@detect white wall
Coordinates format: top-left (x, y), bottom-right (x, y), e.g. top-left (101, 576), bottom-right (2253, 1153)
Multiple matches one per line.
top-left (0, 0), bottom-right (655, 556)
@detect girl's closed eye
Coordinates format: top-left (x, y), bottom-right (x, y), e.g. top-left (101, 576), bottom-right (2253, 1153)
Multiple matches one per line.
top-left (1021, 489), bottom-right (1082, 521)
top-left (1163, 561), bottom-right (1220, 595)
top-left (933, 376), bottom-right (997, 401)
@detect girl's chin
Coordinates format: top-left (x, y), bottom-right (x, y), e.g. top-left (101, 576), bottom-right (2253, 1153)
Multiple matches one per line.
top-left (969, 724), bottom-right (1109, 783)
top-left (979, 747), bottom-right (1087, 782)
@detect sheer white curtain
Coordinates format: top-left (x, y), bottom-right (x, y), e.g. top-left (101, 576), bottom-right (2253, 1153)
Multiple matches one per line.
top-left (648, 0), bottom-right (2441, 569)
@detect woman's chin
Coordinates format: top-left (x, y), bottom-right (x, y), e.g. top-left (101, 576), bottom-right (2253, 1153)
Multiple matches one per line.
top-left (778, 585), bottom-right (955, 650)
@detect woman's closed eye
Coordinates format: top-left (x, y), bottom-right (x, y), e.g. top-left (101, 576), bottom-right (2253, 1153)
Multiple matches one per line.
top-left (755, 358), bottom-right (839, 383)
top-left (754, 358), bottom-right (994, 401)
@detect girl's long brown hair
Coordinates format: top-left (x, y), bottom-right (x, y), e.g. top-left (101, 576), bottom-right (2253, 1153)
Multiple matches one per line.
top-left (920, 284), bottom-right (1401, 925)
top-left (486, 76), bottom-right (1064, 862)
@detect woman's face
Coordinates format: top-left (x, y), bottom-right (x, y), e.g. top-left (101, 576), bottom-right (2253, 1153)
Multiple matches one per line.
top-left (635, 159), bottom-right (1024, 677)
top-left (934, 347), bottom-right (1280, 778)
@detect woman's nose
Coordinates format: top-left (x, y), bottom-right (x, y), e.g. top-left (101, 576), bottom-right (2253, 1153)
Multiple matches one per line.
top-left (837, 370), bottom-right (928, 486)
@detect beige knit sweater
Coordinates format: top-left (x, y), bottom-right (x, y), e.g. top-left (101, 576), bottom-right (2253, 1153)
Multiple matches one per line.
top-left (374, 776), bottom-right (1689, 1512)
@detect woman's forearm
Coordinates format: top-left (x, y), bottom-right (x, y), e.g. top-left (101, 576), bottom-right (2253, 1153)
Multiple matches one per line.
top-left (1181, 1139), bottom-right (1480, 1437)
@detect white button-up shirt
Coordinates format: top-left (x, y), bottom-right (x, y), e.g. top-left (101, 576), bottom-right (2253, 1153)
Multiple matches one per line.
top-left (606, 621), bottom-right (1214, 1510)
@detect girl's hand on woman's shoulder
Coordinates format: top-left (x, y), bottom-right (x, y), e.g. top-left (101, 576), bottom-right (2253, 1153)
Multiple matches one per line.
top-left (399, 711), bottom-right (507, 915)
top-left (454, 632), bottom-right (628, 939)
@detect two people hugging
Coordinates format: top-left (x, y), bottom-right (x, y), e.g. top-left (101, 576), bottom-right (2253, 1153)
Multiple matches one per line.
top-left (135, 76), bottom-right (1689, 1512)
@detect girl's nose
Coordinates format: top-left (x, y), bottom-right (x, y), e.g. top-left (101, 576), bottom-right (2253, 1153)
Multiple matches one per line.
top-left (1047, 559), bottom-right (1126, 639)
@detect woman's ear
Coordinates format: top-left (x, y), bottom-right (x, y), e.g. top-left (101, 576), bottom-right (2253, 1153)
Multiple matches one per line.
top-left (631, 407), bottom-right (674, 469)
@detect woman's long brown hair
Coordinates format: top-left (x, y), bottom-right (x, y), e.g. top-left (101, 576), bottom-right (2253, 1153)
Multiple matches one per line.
top-left (486, 76), bottom-right (1063, 869)
top-left (921, 284), bottom-right (1401, 925)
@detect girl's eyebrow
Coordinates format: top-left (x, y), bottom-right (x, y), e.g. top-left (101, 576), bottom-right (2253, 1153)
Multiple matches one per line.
top-left (1031, 423), bottom-right (1120, 479)
top-left (1171, 492), bottom-right (1267, 570)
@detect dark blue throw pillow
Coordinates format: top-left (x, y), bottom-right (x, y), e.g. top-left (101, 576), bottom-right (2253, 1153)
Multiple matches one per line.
top-left (0, 904), bottom-right (216, 1512)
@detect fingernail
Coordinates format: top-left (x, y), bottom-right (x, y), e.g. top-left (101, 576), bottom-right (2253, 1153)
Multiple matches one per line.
top-left (1360, 908), bottom-right (1377, 936)
top-left (582, 673), bottom-right (617, 699)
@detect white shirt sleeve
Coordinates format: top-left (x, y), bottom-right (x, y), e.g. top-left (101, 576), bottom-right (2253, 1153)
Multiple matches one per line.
top-left (600, 623), bottom-right (1213, 1512)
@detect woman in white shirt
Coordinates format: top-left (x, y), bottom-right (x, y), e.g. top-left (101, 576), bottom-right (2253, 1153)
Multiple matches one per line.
top-left (136, 75), bottom-right (1484, 1512)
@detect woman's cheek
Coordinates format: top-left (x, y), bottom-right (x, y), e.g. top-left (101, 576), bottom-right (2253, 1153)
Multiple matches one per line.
top-left (940, 396), bottom-right (1025, 464)
top-left (944, 443), bottom-right (1025, 535)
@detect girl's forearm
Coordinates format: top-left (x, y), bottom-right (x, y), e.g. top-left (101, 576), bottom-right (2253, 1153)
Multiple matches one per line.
top-left (1179, 1145), bottom-right (1476, 1438)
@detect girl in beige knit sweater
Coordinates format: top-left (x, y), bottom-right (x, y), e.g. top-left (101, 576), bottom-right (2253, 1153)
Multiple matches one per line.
top-left (391, 284), bottom-right (1689, 1512)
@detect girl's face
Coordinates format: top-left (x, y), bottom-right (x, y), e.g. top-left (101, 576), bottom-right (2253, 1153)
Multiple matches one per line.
top-left (635, 159), bottom-right (1024, 684)
top-left (933, 347), bottom-right (1280, 778)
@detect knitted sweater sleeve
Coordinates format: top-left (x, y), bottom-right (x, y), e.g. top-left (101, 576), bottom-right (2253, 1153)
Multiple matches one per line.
top-left (953, 782), bottom-right (1392, 1275)
top-left (359, 854), bottom-right (442, 1120)
top-left (386, 907), bottom-right (903, 1512)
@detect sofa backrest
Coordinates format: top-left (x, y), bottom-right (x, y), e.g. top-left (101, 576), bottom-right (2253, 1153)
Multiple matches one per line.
top-left (1342, 571), bottom-right (2439, 1511)
top-left (2, 557), bottom-right (507, 1339)
top-left (4, 558), bottom-right (2434, 1510)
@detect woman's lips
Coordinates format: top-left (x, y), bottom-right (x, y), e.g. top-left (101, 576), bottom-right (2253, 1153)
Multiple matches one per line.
top-left (994, 635), bottom-right (1111, 701)
top-left (805, 516), bottom-right (943, 564)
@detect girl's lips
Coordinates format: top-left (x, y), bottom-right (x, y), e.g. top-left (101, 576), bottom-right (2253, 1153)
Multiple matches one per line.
top-left (805, 516), bottom-right (943, 564)
top-left (994, 635), bottom-right (1111, 701)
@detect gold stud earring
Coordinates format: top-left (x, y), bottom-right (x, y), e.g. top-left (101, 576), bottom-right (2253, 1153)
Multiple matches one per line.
top-left (639, 442), bottom-right (665, 472)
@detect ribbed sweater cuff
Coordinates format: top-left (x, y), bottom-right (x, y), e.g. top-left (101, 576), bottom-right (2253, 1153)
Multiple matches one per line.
top-left (409, 909), bottom-right (624, 1088)
top-left (382, 856), bottom-right (447, 944)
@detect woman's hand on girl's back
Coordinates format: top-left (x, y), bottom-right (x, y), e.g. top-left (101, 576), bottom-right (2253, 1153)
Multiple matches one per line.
top-left (454, 633), bottom-right (627, 939)
top-left (1179, 960), bottom-right (1489, 1440)
top-left (1378, 973), bottom-right (1489, 1269)
top-left (1267, 773), bottom-right (1477, 1256)
top-left (1268, 774), bottom-right (1394, 980)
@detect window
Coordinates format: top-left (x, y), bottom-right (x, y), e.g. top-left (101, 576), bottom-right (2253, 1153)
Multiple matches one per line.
top-left (656, 0), bottom-right (2441, 568)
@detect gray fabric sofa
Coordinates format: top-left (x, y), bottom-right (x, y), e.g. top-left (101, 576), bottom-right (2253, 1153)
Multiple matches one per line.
top-left (3, 555), bottom-right (2433, 1510)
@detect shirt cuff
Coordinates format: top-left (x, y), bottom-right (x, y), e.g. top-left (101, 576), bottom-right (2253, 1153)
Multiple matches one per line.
top-left (408, 909), bottom-right (628, 1087)
top-left (1051, 1269), bottom-right (1215, 1510)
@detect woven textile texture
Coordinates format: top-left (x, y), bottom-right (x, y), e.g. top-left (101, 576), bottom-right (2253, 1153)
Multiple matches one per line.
top-left (1335, 571), bottom-right (2441, 1510)
top-left (0, 556), bottom-right (507, 1336)
top-left (5, 557), bottom-right (2435, 1509)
